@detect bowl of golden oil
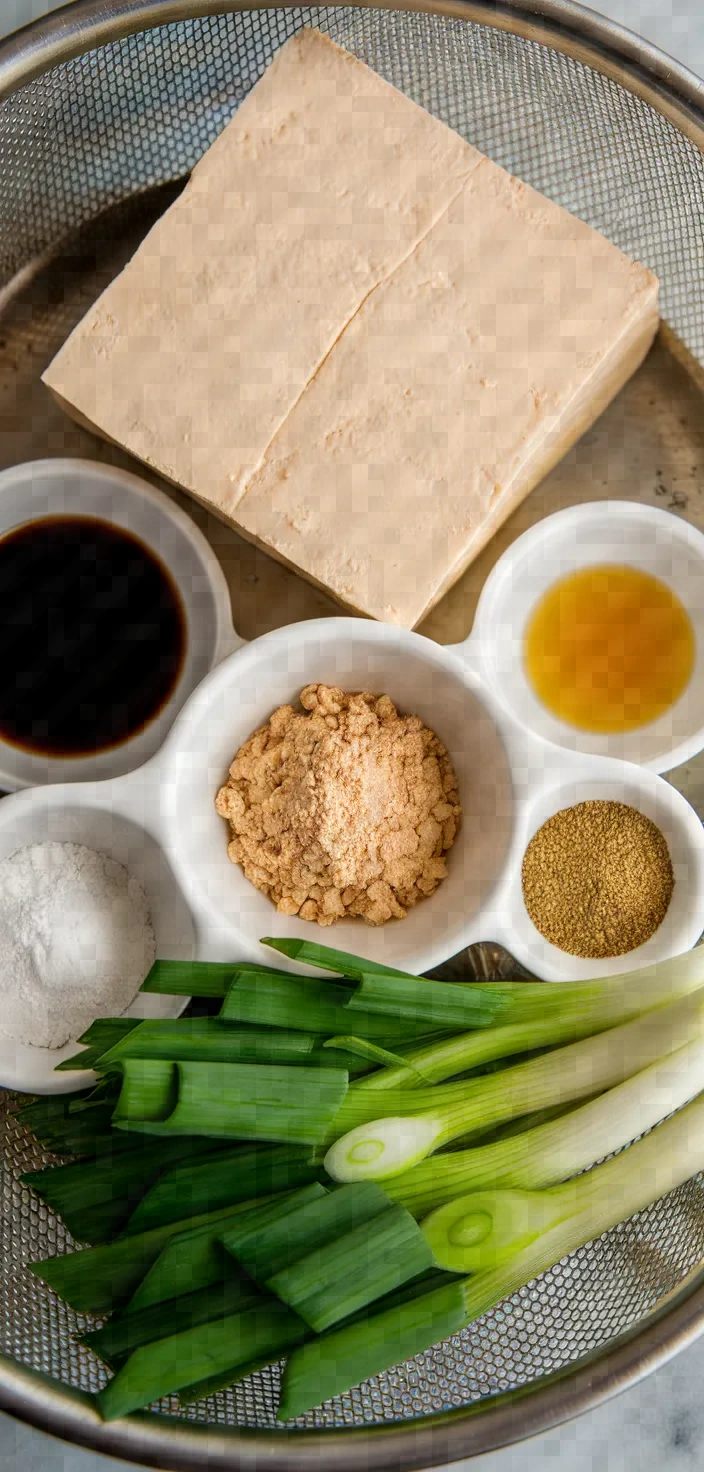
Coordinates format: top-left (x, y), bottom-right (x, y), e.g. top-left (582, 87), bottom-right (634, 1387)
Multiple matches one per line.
top-left (462, 501), bottom-right (704, 773)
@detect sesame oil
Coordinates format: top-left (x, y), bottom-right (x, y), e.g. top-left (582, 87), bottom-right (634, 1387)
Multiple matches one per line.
top-left (524, 563), bottom-right (695, 734)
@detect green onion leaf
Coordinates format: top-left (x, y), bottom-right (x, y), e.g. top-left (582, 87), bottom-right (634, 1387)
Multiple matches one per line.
top-left (278, 1278), bottom-right (467, 1421)
top-left (29, 1201), bottom-right (259, 1317)
top-left (140, 960), bottom-right (237, 997)
top-left (325, 987), bottom-right (704, 1181)
top-left (387, 1033), bottom-right (704, 1216)
top-left (150, 1061), bottom-right (349, 1146)
top-left (82, 1272), bottom-right (261, 1369)
top-left (98, 1019), bottom-right (318, 1069)
top-left (323, 1036), bottom-right (427, 1077)
top-left (260, 939), bottom-right (412, 978)
top-left (127, 1143), bottom-right (320, 1233)
top-left (110, 1059), bottom-right (178, 1131)
top-left (268, 1197), bottom-right (436, 1332)
top-left (98, 1303), bottom-right (308, 1421)
top-left (21, 1136), bottom-right (226, 1243)
top-left (221, 972), bottom-right (433, 1041)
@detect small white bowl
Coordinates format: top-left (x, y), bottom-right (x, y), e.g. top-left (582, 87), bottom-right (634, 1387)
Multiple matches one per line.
top-left (466, 501), bottom-right (704, 774)
top-left (0, 459), bottom-right (239, 790)
top-left (156, 619), bottom-right (516, 979)
top-left (0, 781), bottom-right (195, 1093)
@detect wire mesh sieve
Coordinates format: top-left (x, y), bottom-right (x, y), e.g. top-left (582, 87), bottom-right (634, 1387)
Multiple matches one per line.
top-left (1, 2), bottom-right (704, 1465)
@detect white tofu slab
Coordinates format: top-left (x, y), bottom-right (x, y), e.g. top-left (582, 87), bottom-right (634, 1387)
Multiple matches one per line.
top-left (235, 158), bottom-right (659, 625)
top-left (43, 28), bottom-right (658, 626)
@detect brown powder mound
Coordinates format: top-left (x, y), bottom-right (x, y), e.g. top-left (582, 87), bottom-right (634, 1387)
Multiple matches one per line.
top-left (215, 683), bottom-right (462, 926)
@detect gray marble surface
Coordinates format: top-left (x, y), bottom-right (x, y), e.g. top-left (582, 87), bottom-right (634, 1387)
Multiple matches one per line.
top-left (1, 0), bottom-right (704, 1469)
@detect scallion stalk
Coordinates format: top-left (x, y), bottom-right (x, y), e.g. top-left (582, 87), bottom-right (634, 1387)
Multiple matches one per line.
top-left (149, 1061), bottom-right (349, 1145)
top-left (278, 1278), bottom-right (467, 1421)
top-left (82, 1273), bottom-right (261, 1369)
top-left (29, 1200), bottom-right (265, 1316)
top-left (385, 1034), bottom-right (704, 1216)
top-left (324, 988), bottom-right (704, 1181)
top-left (55, 1019), bottom-right (140, 1072)
top-left (280, 1089), bottom-right (704, 1419)
top-left (127, 1142), bottom-right (320, 1233)
top-left (349, 945), bottom-right (704, 1032)
top-left (261, 938), bottom-right (417, 981)
top-left (21, 1136), bottom-right (226, 1243)
top-left (425, 1083), bottom-right (704, 1283)
top-left (109, 1058), bottom-right (179, 1131)
top-left (267, 1198), bottom-right (436, 1333)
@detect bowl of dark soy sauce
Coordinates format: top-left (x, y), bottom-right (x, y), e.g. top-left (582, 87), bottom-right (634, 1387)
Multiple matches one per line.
top-left (0, 460), bottom-right (238, 788)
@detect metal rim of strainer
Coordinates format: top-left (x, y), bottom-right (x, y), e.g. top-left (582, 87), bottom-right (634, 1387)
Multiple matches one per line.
top-left (1, 0), bottom-right (704, 1466)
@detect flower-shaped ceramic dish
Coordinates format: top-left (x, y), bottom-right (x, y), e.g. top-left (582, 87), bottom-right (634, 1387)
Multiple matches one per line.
top-left (5, 501), bottom-right (704, 1093)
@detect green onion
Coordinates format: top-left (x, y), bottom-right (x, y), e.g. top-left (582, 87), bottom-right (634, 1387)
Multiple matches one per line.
top-left (267, 1196), bottom-right (437, 1333)
top-left (127, 1143), bottom-right (320, 1232)
top-left (29, 1201), bottom-right (259, 1316)
top-left (110, 1059), bottom-right (178, 1130)
top-left (261, 938), bottom-right (411, 979)
top-left (55, 1019), bottom-right (140, 1072)
top-left (142, 1061), bottom-right (349, 1145)
top-left (278, 1277), bottom-right (467, 1421)
top-left (16, 1088), bottom-right (124, 1156)
top-left (219, 1183), bottom-right (338, 1282)
top-left (280, 1087), bottom-right (704, 1419)
top-left (140, 960), bottom-right (237, 996)
top-left (351, 945), bottom-right (704, 1033)
top-left (127, 1221), bottom-right (230, 1310)
top-left (350, 1014), bottom-right (633, 1094)
top-left (81, 1273), bottom-right (261, 1369)
top-left (220, 972), bottom-right (436, 1042)
top-left (129, 1186), bottom-right (326, 1313)
top-left (324, 987), bottom-right (704, 1181)
top-left (348, 973), bottom-right (501, 1028)
top-left (425, 1083), bottom-right (704, 1283)
top-left (97, 1019), bottom-right (318, 1069)
top-left (21, 1136), bottom-right (226, 1243)
top-left (98, 1302), bottom-right (308, 1421)
top-left (386, 1034), bottom-right (704, 1216)
top-left (323, 1036), bottom-right (426, 1075)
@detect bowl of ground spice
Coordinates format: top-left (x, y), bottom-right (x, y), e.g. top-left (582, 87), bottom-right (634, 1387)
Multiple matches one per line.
top-left (521, 799), bottom-right (675, 959)
top-left (504, 774), bottom-right (704, 978)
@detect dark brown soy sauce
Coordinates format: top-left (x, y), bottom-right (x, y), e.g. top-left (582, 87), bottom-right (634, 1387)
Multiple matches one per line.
top-left (0, 515), bottom-right (186, 757)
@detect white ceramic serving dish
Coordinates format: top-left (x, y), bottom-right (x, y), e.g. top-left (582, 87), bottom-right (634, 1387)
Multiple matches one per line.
top-left (468, 500), bottom-right (704, 773)
top-left (3, 497), bottom-right (704, 1093)
top-left (0, 459), bottom-right (239, 790)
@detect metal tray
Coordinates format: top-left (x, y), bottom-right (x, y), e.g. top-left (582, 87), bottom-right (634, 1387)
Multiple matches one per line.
top-left (1, 3), bottom-right (704, 1468)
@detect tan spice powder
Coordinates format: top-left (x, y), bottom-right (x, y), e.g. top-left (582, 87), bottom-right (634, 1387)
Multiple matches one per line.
top-left (521, 799), bottom-right (674, 958)
top-left (215, 684), bottom-right (462, 926)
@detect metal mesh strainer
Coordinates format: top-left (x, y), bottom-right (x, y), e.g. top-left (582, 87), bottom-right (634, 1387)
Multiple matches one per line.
top-left (2, 3), bottom-right (704, 1466)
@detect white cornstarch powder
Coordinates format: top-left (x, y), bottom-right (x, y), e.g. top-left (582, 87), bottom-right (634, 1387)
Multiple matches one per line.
top-left (0, 842), bottom-right (156, 1050)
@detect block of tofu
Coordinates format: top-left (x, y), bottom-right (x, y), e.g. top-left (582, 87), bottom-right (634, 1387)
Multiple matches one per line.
top-left (43, 29), bottom-right (482, 505)
top-left (236, 160), bottom-right (659, 624)
top-left (43, 27), bottom-right (659, 627)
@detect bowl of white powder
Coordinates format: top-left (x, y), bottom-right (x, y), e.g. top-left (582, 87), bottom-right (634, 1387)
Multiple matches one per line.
top-left (0, 786), bottom-right (195, 1093)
